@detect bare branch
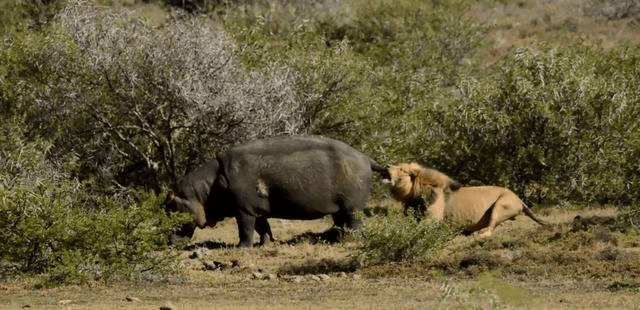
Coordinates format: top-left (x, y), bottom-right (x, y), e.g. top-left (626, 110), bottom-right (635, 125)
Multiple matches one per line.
top-left (88, 107), bottom-right (159, 172)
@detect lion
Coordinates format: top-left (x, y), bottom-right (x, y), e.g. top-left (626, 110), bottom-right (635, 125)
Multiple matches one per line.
top-left (381, 162), bottom-right (547, 236)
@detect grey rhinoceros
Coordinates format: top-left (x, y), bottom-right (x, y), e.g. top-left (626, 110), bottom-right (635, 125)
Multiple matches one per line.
top-left (163, 135), bottom-right (386, 247)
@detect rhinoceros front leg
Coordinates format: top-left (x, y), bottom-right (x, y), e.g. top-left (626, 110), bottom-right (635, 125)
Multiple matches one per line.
top-left (235, 210), bottom-right (257, 248)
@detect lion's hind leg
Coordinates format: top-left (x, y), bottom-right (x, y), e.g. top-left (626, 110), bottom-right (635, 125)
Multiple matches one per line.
top-left (463, 204), bottom-right (494, 236)
top-left (478, 196), bottom-right (523, 236)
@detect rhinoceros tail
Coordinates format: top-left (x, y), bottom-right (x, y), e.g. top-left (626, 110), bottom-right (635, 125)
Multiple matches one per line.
top-left (369, 158), bottom-right (389, 178)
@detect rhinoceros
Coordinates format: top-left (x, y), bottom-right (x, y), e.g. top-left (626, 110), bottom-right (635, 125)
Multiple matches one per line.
top-left (163, 135), bottom-right (386, 247)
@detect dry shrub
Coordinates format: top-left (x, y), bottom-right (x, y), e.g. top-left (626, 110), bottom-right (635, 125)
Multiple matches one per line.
top-left (53, 0), bottom-right (310, 189)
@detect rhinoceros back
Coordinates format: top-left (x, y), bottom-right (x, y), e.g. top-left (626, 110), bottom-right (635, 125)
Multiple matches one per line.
top-left (216, 136), bottom-right (373, 219)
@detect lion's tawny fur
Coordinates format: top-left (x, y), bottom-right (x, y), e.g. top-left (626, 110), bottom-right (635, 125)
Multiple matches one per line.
top-left (387, 162), bottom-right (456, 202)
top-left (384, 163), bottom-right (546, 236)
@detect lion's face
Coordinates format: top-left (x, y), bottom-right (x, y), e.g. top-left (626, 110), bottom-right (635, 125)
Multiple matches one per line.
top-left (383, 163), bottom-right (462, 203)
top-left (383, 164), bottom-right (416, 201)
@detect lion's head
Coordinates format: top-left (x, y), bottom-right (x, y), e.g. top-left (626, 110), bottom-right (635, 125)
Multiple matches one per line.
top-left (382, 162), bottom-right (462, 206)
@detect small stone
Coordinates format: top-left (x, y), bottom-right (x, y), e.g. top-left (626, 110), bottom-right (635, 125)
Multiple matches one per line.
top-left (280, 275), bottom-right (301, 282)
top-left (125, 296), bottom-right (141, 302)
top-left (203, 261), bottom-right (228, 271)
top-left (252, 272), bottom-right (264, 280)
top-left (202, 262), bottom-right (216, 271)
top-left (189, 248), bottom-right (204, 259)
top-left (159, 301), bottom-right (177, 310)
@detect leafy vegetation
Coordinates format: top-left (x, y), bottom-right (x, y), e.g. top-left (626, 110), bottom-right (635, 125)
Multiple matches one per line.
top-left (355, 208), bottom-right (456, 266)
top-left (0, 119), bottom-right (189, 286)
top-left (427, 46), bottom-right (640, 205)
top-left (1, 0), bottom-right (640, 285)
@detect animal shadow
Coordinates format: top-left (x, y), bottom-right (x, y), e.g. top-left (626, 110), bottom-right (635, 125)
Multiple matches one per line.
top-left (282, 227), bottom-right (344, 245)
top-left (183, 240), bottom-right (234, 250)
top-left (277, 257), bottom-right (358, 275)
top-left (362, 206), bottom-right (390, 217)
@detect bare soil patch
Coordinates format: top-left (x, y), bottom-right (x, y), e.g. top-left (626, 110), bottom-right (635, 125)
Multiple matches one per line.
top-left (2, 205), bottom-right (640, 309)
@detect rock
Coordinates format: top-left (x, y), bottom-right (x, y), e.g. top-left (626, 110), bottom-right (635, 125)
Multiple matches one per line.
top-left (202, 262), bottom-right (216, 271)
top-left (189, 248), bottom-right (205, 259)
top-left (252, 272), bottom-right (264, 280)
top-left (279, 275), bottom-right (302, 283)
top-left (203, 261), bottom-right (228, 271)
top-left (231, 259), bottom-right (240, 268)
top-left (125, 296), bottom-right (141, 302)
top-left (160, 301), bottom-right (177, 310)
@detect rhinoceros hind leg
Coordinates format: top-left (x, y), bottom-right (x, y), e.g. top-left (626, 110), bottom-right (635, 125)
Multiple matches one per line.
top-left (332, 209), bottom-right (362, 230)
top-left (255, 217), bottom-right (274, 246)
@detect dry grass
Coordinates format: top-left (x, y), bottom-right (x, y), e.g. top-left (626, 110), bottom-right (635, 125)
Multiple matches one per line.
top-left (2, 205), bottom-right (639, 309)
top-left (470, 0), bottom-right (640, 67)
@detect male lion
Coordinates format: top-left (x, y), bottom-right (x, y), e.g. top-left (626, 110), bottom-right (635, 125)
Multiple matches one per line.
top-left (382, 162), bottom-right (547, 236)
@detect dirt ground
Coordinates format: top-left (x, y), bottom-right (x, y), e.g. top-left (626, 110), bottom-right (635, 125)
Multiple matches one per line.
top-left (2, 204), bottom-right (640, 310)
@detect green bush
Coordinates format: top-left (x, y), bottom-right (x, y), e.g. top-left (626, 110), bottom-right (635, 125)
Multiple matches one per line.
top-left (2, 1), bottom-right (640, 288)
top-left (355, 208), bottom-right (456, 266)
top-left (224, 0), bottom-right (486, 162)
top-left (204, 0), bottom-right (640, 205)
top-left (421, 46), bottom-right (640, 205)
top-left (0, 119), bottom-right (188, 286)
top-left (0, 0), bottom-right (67, 34)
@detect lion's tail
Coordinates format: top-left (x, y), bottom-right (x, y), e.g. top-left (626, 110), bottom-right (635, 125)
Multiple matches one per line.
top-left (521, 202), bottom-right (548, 226)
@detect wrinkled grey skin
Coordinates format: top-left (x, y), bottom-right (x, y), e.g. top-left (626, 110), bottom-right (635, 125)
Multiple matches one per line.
top-left (163, 135), bottom-right (385, 248)
top-left (162, 160), bottom-right (273, 245)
